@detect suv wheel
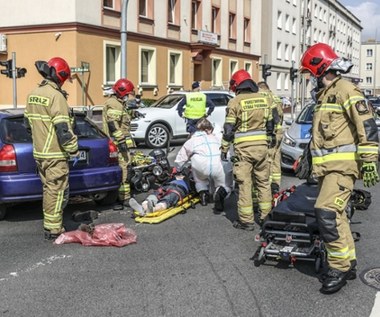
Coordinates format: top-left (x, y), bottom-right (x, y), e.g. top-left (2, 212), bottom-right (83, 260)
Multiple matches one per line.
top-left (93, 190), bottom-right (118, 206)
top-left (146, 123), bottom-right (170, 148)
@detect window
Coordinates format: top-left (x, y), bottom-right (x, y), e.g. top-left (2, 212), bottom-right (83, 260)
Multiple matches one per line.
top-left (168, 51), bottom-right (182, 85)
top-left (104, 42), bottom-right (121, 84)
top-left (285, 44), bottom-right (289, 61)
top-left (244, 18), bottom-right (250, 43)
top-left (367, 49), bottom-right (373, 57)
top-left (211, 7), bottom-right (220, 34)
top-left (276, 73), bottom-right (282, 90)
top-left (366, 63), bottom-right (373, 70)
top-left (277, 11), bottom-right (282, 29)
top-left (212, 58), bottom-right (222, 87)
top-left (191, 1), bottom-right (200, 30)
top-left (168, 0), bottom-right (178, 24)
top-left (140, 47), bottom-right (156, 84)
top-left (103, 0), bottom-right (113, 8)
top-left (291, 46), bottom-right (296, 61)
top-left (229, 13), bottom-right (236, 39)
top-left (292, 18), bottom-right (296, 34)
top-left (366, 77), bottom-right (372, 84)
top-left (285, 14), bottom-right (290, 32)
top-left (230, 60), bottom-right (238, 78)
top-left (277, 42), bottom-right (282, 60)
top-left (139, 0), bottom-right (147, 16)
top-left (244, 62), bottom-right (252, 75)
top-left (284, 73), bottom-right (289, 90)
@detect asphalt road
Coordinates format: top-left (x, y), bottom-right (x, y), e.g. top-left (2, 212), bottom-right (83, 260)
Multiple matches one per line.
top-left (1, 144), bottom-right (380, 317)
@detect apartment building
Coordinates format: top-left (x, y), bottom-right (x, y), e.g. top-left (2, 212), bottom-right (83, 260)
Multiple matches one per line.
top-left (261, 0), bottom-right (361, 102)
top-left (0, 0), bottom-right (262, 108)
top-left (360, 40), bottom-right (380, 96)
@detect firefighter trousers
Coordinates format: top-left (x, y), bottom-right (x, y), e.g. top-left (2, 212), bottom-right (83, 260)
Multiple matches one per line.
top-left (118, 150), bottom-right (131, 201)
top-left (233, 143), bottom-right (272, 224)
top-left (36, 159), bottom-right (69, 233)
top-left (269, 131), bottom-right (283, 187)
top-left (315, 172), bottom-right (356, 272)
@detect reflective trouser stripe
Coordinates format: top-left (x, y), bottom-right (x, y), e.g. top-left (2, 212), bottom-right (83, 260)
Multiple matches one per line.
top-left (234, 135), bottom-right (267, 144)
top-left (325, 246), bottom-right (350, 260)
top-left (272, 172), bottom-right (281, 182)
top-left (258, 201), bottom-right (272, 213)
top-left (312, 152), bottom-right (358, 164)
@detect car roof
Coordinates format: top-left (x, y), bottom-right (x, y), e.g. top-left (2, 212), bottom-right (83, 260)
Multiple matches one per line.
top-left (169, 90), bottom-right (232, 95)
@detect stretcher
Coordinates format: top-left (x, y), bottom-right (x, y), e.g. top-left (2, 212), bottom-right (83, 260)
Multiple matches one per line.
top-left (133, 194), bottom-right (200, 224)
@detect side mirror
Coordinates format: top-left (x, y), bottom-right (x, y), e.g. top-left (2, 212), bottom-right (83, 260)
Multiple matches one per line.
top-left (285, 119), bottom-right (293, 126)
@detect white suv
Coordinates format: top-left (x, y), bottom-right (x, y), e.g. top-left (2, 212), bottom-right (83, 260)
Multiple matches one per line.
top-left (131, 91), bottom-right (233, 148)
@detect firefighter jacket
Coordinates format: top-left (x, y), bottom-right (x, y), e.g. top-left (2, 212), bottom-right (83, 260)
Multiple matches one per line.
top-left (25, 80), bottom-right (78, 160)
top-left (259, 90), bottom-right (283, 135)
top-left (311, 76), bottom-right (379, 178)
top-left (102, 95), bottom-right (136, 148)
top-left (221, 92), bottom-right (273, 153)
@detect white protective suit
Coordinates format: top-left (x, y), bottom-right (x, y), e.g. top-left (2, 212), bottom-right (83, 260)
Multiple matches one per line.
top-left (175, 130), bottom-right (228, 193)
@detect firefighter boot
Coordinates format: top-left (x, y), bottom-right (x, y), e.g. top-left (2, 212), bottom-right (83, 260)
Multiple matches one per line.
top-left (44, 227), bottom-right (65, 241)
top-left (233, 220), bottom-right (255, 231)
top-left (214, 187), bottom-right (228, 213)
top-left (321, 268), bottom-right (351, 294)
top-left (199, 191), bottom-right (209, 206)
top-left (271, 183), bottom-right (280, 196)
top-left (318, 260), bottom-right (357, 283)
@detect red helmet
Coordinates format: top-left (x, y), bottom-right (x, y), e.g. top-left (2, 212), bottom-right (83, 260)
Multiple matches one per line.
top-left (47, 57), bottom-right (71, 85)
top-left (229, 69), bottom-right (252, 92)
top-left (300, 43), bottom-right (338, 77)
top-left (112, 78), bottom-right (135, 98)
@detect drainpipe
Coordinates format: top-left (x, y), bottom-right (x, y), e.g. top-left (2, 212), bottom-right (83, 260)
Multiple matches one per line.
top-left (121, 0), bottom-right (129, 78)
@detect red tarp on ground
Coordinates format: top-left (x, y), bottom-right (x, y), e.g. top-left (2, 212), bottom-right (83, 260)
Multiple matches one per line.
top-left (54, 223), bottom-right (137, 247)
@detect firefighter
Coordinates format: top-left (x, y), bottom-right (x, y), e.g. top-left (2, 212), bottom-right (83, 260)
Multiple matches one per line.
top-left (220, 69), bottom-right (275, 230)
top-left (102, 78), bottom-right (144, 210)
top-left (300, 43), bottom-right (379, 294)
top-left (177, 81), bottom-right (215, 134)
top-left (24, 57), bottom-right (79, 240)
top-left (257, 81), bottom-right (284, 194)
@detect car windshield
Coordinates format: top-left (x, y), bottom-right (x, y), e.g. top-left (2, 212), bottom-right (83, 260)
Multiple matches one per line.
top-left (150, 95), bottom-right (184, 109)
top-left (296, 103), bottom-right (315, 124)
top-left (0, 115), bottom-right (103, 143)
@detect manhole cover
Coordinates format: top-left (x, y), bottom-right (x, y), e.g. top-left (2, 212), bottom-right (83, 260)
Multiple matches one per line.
top-left (360, 268), bottom-right (380, 290)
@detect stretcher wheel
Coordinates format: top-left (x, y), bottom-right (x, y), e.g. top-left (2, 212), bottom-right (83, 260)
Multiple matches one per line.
top-left (253, 246), bottom-right (266, 267)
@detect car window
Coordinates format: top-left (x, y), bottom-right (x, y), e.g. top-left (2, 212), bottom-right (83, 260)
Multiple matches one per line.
top-left (74, 116), bottom-right (104, 139)
top-left (151, 95), bottom-right (184, 109)
top-left (207, 94), bottom-right (232, 107)
top-left (0, 117), bottom-right (32, 143)
top-left (296, 103), bottom-right (315, 124)
top-left (0, 116), bottom-right (104, 143)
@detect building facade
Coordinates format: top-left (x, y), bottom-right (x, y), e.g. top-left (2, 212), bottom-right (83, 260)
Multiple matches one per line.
top-left (261, 0), bottom-right (362, 103)
top-left (0, 0), bottom-right (262, 108)
top-left (360, 40), bottom-right (380, 96)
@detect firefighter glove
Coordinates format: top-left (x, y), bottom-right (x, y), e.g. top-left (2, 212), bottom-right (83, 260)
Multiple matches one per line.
top-left (118, 141), bottom-right (128, 153)
top-left (268, 134), bottom-right (276, 148)
top-left (220, 151), bottom-right (228, 161)
top-left (361, 162), bottom-right (379, 187)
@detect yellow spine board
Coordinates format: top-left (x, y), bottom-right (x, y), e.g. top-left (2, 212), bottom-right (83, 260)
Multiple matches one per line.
top-left (133, 195), bottom-right (200, 224)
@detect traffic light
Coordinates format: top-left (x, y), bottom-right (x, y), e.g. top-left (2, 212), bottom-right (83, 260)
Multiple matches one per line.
top-left (262, 64), bottom-right (272, 82)
top-left (16, 67), bottom-right (27, 78)
top-left (290, 67), bottom-right (298, 82)
top-left (0, 59), bottom-right (13, 78)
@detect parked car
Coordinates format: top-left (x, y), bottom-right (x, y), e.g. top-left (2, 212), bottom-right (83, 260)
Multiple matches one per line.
top-left (281, 101), bottom-right (380, 171)
top-left (368, 96), bottom-right (380, 112)
top-left (0, 109), bottom-right (122, 220)
top-left (281, 101), bottom-right (315, 170)
top-left (130, 91), bottom-right (234, 148)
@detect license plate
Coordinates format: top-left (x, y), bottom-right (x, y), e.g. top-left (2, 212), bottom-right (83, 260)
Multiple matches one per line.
top-left (70, 150), bottom-right (87, 161)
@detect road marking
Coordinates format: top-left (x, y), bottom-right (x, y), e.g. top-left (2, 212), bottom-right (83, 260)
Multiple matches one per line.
top-left (0, 254), bottom-right (72, 283)
top-left (370, 292), bottom-right (380, 317)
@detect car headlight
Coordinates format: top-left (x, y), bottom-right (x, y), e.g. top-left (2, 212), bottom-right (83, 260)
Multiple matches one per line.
top-left (282, 132), bottom-right (296, 147)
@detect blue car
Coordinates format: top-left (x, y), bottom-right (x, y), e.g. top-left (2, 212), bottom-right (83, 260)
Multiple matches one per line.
top-left (281, 102), bottom-right (315, 170)
top-left (0, 109), bottom-right (122, 220)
